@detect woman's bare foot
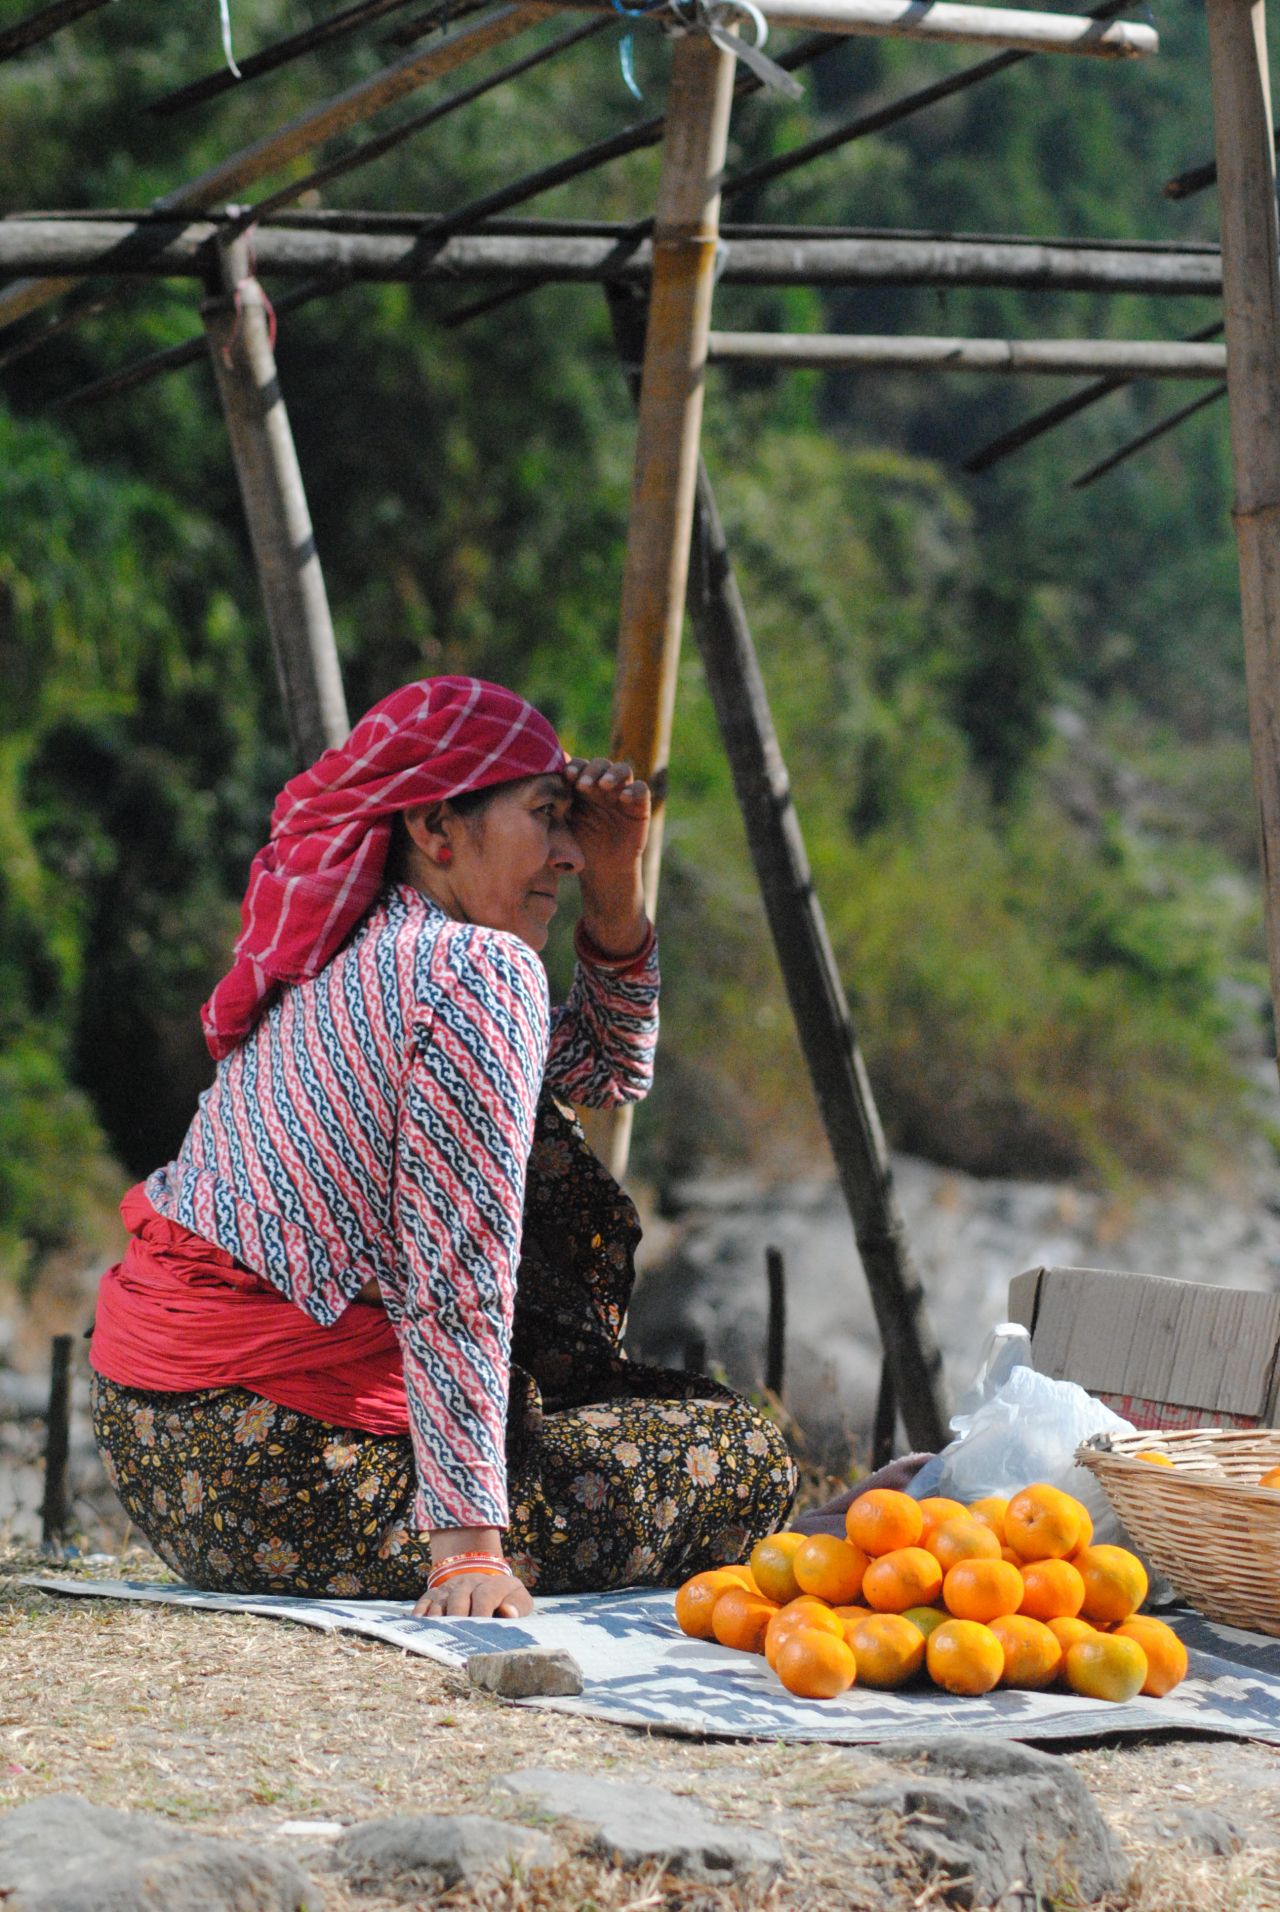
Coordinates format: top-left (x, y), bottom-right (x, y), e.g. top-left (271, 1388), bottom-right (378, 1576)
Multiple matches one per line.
top-left (788, 1453), bottom-right (933, 1538)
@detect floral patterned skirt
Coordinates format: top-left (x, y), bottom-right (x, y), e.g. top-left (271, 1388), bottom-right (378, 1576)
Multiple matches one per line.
top-left (91, 1099), bottom-right (797, 1598)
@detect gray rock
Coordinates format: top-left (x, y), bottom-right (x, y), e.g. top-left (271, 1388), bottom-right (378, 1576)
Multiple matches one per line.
top-left (499, 1768), bottom-right (783, 1883)
top-left (1154, 1806), bottom-right (1245, 1856)
top-left (853, 1737), bottom-right (1127, 1909)
top-left (0, 1795), bottom-right (311, 1912)
top-left (466, 1646), bottom-right (584, 1698)
top-left (334, 1814), bottom-right (560, 1893)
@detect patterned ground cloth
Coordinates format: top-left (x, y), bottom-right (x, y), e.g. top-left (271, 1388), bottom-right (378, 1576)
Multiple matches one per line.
top-left (92, 1099), bottom-right (797, 1598)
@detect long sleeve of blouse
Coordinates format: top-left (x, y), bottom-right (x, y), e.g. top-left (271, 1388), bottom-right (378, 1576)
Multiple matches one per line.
top-left (391, 924), bottom-right (660, 1533)
top-left (392, 923), bottom-right (551, 1533)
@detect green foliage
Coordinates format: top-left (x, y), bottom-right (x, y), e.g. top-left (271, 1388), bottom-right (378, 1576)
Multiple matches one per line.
top-left (0, 0), bottom-right (1269, 1295)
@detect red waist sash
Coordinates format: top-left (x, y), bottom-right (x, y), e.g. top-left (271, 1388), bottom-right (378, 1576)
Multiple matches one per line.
top-left (90, 1185), bottom-right (410, 1435)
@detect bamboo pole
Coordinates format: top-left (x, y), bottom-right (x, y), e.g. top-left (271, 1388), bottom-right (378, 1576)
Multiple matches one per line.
top-left (613, 29), bottom-right (735, 905)
top-left (203, 235), bottom-right (349, 765)
top-left (149, 0), bottom-right (423, 117)
top-left (1070, 382), bottom-right (1228, 488)
top-left (0, 0), bottom-right (111, 63)
top-left (1204, 0), bottom-right (1280, 1056)
top-left (39, 1336), bottom-right (73, 1551)
top-left (533, 0), bottom-right (1156, 55)
top-left (684, 452), bottom-right (950, 1451)
top-left (580, 29), bottom-right (736, 1181)
top-left (0, 217), bottom-right (1226, 294)
top-left (0, 3), bottom-right (547, 332)
top-left (963, 319), bottom-right (1225, 473)
top-left (707, 333), bottom-right (1228, 375)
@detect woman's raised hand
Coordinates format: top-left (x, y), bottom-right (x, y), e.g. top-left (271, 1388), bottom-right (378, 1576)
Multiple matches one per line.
top-left (564, 757), bottom-right (650, 957)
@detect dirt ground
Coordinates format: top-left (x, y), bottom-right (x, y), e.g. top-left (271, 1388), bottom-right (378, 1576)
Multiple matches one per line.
top-left (6, 1544), bottom-right (1280, 1912)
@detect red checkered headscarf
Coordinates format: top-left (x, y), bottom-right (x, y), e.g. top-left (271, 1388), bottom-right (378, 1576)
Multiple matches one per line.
top-left (201, 676), bottom-right (565, 1060)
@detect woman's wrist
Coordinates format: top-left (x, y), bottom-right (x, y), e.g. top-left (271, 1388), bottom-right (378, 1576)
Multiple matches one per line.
top-left (429, 1525), bottom-right (505, 1564)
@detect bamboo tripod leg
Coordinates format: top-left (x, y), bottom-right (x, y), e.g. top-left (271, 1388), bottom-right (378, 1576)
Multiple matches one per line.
top-left (1204, 0), bottom-right (1280, 1070)
top-left (583, 27), bottom-right (736, 1180)
top-left (203, 235), bottom-right (349, 765)
top-left (686, 460), bottom-right (949, 1453)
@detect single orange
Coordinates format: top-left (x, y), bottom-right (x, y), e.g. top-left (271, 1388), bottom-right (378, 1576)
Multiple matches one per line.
top-left (1018, 1557), bottom-right (1086, 1623)
top-left (775, 1627), bottom-right (857, 1699)
top-left (967, 1496), bottom-right (1009, 1543)
top-left (925, 1618), bottom-right (1005, 1695)
top-left (1260, 1466), bottom-right (1280, 1491)
top-left (862, 1546), bottom-right (944, 1613)
top-left (749, 1532), bottom-right (806, 1605)
top-left (720, 1563), bottom-right (759, 1592)
top-left (710, 1586), bottom-right (778, 1654)
top-left (794, 1533), bottom-right (870, 1605)
top-left (942, 1558), bottom-right (1025, 1624)
top-left (674, 1568), bottom-right (746, 1640)
top-left (1047, 1616), bottom-right (1098, 1669)
top-left (989, 1613), bottom-right (1063, 1689)
top-left (927, 1517), bottom-right (1002, 1573)
top-left (1064, 1633), bottom-right (1147, 1703)
top-left (846, 1489), bottom-right (924, 1557)
top-left (915, 1496), bottom-right (968, 1538)
top-left (1074, 1544), bottom-right (1148, 1626)
top-left (1004, 1483), bottom-right (1086, 1561)
top-left (1115, 1616), bottom-right (1189, 1697)
top-left (764, 1600), bottom-right (844, 1670)
top-left (842, 1612), bottom-right (926, 1688)
top-left (902, 1605), bottom-right (949, 1639)
top-left (1000, 1546), bottom-right (1024, 1567)
top-left (831, 1603), bottom-right (875, 1623)
top-left (1136, 1450), bottom-right (1174, 1466)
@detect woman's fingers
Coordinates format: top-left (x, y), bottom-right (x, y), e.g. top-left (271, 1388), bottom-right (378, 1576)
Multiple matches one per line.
top-left (412, 1572), bottom-right (534, 1619)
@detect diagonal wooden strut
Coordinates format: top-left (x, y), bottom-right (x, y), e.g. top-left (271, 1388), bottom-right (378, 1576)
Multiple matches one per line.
top-left (202, 234), bottom-right (349, 766)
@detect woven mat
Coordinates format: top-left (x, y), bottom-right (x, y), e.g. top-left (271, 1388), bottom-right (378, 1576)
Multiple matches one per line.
top-left (26, 1577), bottom-right (1280, 1744)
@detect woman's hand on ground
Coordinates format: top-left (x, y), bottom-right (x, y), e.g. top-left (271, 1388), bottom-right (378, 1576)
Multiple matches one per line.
top-left (564, 757), bottom-right (650, 955)
top-left (413, 1570), bottom-right (534, 1620)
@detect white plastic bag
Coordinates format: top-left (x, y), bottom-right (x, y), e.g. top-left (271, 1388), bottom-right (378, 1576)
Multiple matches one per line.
top-left (909, 1323), bottom-right (1136, 1545)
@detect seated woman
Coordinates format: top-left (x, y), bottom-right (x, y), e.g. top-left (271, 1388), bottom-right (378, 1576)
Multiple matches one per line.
top-left (90, 675), bottom-right (797, 1618)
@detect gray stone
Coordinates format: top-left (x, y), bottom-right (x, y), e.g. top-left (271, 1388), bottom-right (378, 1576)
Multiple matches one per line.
top-left (466, 1646), bottom-right (584, 1698)
top-left (852, 1737), bottom-right (1127, 1910)
top-left (1153, 1806), bottom-right (1246, 1856)
top-left (334, 1814), bottom-right (560, 1893)
top-left (0, 1795), bottom-right (311, 1912)
top-left (499, 1768), bottom-right (783, 1884)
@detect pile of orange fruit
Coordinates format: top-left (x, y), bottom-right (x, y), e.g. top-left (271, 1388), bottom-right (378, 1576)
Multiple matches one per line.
top-left (675, 1482), bottom-right (1188, 1704)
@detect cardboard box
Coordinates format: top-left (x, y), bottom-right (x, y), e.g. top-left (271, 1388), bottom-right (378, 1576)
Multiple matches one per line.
top-left (1006, 1264), bottom-right (1280, 1431)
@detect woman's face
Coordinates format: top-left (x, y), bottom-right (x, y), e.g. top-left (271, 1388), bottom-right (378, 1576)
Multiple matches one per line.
top-left (446, 774), bottom-right (584, 951)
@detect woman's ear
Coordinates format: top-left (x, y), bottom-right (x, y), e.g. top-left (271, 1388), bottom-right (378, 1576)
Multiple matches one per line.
top-left (401, 802), bottom-right (454, 867)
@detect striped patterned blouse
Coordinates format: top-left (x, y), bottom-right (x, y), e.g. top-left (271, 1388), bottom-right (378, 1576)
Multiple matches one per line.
top-left (145, 883), bottom-right (659, 1532)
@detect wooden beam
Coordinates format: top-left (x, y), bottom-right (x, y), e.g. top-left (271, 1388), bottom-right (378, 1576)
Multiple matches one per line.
top-left (582, 30), bottom-right (736, 1182)
top-left (707, 332), bottom-right (1228, 375)
top-left (0, 4), bottom-right (547, 331)
top-left (1070, 382), bottom-right (1227, 488)
top-left (202, 236), bottom-right (349, 765)
top-left (0, 217), bottom-right (1226, 294)
top-left (0, 0), bottom-right (111, 63)
top-left (1204, 0), bottom-right (1280, 1071)
top-left (614, 30), bottom-right (736, 904)
top-left (685, 453), bottom-right (950, 1451)
top-left (149, 0), bottom-right (422, 117)
top-left (963, 318), bottom-right (1225, 472)
top-left (534, 0), bottom-right (1156, 55)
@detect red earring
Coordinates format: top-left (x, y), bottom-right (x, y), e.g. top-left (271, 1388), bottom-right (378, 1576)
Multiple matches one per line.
top-left (438, 846), bottom-right (453, 867)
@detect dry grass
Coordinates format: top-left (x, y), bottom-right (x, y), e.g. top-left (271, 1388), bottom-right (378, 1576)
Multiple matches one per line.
top-left (6, 1542), bottom-right (1280, 1910)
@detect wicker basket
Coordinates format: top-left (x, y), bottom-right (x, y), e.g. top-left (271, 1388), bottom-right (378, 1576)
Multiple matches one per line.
top-left (1076, 1426), bottom-right (1280, 1636)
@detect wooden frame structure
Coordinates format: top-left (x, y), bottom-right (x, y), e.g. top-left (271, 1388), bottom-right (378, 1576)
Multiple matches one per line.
top-left (3, 0), bottom-right (1277, 1454)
